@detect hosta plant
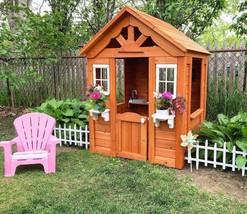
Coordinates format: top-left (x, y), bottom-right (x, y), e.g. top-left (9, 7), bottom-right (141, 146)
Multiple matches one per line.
top-left (194, 111), bottom-right (247, 170)
top-left (30, 98), bottom-right (88, 128)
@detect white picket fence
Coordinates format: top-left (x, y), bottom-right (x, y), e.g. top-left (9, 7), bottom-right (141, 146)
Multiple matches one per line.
top-left (185, 140), bottom-right (247, 176)
top-left (54, 124), bottom-right (90, 149)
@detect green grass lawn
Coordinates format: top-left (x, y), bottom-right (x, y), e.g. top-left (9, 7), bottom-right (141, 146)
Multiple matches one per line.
top-left (0, 148), bottom-right (246, 214)
top-left (0, 116), bottom-right (247, 213)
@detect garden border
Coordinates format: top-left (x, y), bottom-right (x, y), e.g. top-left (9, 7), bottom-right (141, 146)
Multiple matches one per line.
top-left (54, 124), bottom-right (90, 149)
top-left (185, 140), bottom-right (247, 176)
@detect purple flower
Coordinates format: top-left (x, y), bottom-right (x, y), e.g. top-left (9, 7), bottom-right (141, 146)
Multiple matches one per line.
top-left (161, 91), bottom-right (173, 99)
top-left (91, 91), bottom-right (101, 100)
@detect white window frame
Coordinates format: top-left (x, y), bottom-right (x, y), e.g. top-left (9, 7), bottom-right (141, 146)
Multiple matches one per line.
top-left (93, 64), bottom-right (110, 95)
top-left (156, 64), bottom-right (177, 98)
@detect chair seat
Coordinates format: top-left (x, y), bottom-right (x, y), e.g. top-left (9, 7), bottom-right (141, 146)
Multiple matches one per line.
top-left (12, 151), bottom-right (49, 160)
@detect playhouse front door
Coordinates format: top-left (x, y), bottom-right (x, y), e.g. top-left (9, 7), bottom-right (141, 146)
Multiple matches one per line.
top-left (116, 112), bottom-right (148, 161)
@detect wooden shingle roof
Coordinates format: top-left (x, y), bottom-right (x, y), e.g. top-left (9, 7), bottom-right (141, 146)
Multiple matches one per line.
top-left (79, 6), bottom-right (210, 55)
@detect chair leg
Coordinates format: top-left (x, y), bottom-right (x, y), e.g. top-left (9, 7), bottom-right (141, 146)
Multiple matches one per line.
top-left (48, 154), bottom-right (56, 173)
top-left (43, 163), bottom-right (50, 174)
top-left (3, 146), bottom-right (14, 177)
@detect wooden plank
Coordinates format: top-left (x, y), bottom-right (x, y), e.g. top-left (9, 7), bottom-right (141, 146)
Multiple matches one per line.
top-left (95, 139), bottom-right (111, 148)
top-left (132, 123), bottom-right (140, 154)
top-left (190, 116), bottom-right (201, 130)
top-left (148, 56), bottom-right (156, 163)
top-left (95, 131), bottom-right (110, 140)
top-left (122, 121), bottom-right (132, 152)
top-left (155, 57), bottom-right (177, 64)
top-left (94, 146), bottom-right (112, 156)
top-left (175, 57), bottom-right (187, 169)
top-left (155, 148), bottom-right (176, 158)
top-left (95, 121), bottom-right (110, 132)
top-left (110, 58), bottom-right (116, 155)
top-left (154, 156), bottom-right (175, 168)
top-left (130, 16), bottom-right (185, 56)
top-left (97, 46), bottom-right (170, 58)
top-left (140, 121), bottom-right (147, 159)
top-left (155, 138), bottom-right (176, 150)
top-left (155, 130), bottom-right (176, 141)
top-left (128, 25), bottom-right (135, 42)
top-left (136, 34), bottom-right (148, 46)
top-left (116, 151), bottom-right (146, 161)
top-left (116, 34), bottom-right (126, 46)
top-left (116, 112), bottom-right (146, 123)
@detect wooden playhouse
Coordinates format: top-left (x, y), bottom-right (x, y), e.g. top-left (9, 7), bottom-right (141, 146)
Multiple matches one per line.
top-left (79, 6), bottom-right (210, 169)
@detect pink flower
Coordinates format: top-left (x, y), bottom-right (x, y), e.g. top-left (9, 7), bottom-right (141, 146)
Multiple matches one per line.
top-left (91, 91), bottom-right (101, 100)
top-left (161, 91), bottom-right (173, 99)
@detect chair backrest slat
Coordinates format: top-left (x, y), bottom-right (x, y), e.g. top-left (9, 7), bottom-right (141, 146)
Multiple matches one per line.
top-left (14, 113), bottom-right (56, 151)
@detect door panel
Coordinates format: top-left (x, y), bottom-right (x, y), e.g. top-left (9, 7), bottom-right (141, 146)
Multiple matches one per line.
top-left (116, 112), bottom-right (147, 161)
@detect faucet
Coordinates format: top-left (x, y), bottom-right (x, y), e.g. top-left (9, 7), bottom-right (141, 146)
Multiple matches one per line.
top-left (131, 89), bottom-right (137, 99)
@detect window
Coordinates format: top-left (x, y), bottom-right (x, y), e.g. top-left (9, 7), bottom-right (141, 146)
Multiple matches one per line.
top-left (156, 64), bottom-right (177, 98)
top-left (93, 64), bottom-right (110, 95)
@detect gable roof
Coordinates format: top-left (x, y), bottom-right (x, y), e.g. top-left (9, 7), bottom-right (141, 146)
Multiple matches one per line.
top-left (79, 6), bottom-right (210, 56)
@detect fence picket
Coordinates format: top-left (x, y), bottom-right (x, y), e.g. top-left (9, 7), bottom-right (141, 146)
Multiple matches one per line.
top-left (223, 143), bottom-right (226, 170)
top-left (54, 124), bottom-right (90, 148)
top-left (204, 140), bottom-right (208, 166)
top-left (232, 146), bottom-right (236, 172)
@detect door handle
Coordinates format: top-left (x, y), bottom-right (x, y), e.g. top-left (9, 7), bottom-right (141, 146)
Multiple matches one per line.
top-left (141, 118), bottom-right (146, 124)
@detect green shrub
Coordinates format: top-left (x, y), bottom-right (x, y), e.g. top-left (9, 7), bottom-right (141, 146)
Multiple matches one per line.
top-left (30, 98), bottom-right (88, 128)
top-left (194, 111), bottom-right (247, 169)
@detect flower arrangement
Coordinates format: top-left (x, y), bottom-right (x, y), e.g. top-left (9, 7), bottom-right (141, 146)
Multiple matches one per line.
top-left (153, 91), bottom-right (186, 114)
top-left (85, 85), bottom-right (108, 113)
top-left (153, 91), bottom-right (173, 110)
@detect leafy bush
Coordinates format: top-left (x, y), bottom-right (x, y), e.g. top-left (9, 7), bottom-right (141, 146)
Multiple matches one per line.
top-left (194, 111), bottom-right (247, 169)
top-left (30, 98), bottom-right (88, 128)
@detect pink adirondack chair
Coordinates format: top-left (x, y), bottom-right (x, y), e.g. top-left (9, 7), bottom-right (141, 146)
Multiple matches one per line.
top-left (0, 112), bottom-right (61, 177)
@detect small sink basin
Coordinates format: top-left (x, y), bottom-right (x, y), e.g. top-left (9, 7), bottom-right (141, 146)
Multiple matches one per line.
top-left (129, 98), bottom-right (147, 103)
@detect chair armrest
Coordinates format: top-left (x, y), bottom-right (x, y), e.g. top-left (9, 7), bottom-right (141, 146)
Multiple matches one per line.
top-left (45, 135), bottom-right (61, 152)
top-left (0, 138), bottom-right (18, 157)
top-left (0, 138), bottom-right (17, 149)
top-left (50, 135), bottom-right (61, 146)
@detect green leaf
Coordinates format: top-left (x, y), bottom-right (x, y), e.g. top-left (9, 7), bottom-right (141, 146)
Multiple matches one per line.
top-left (199, 127), bottom-right (216, 139)
top-left (47, 98), bottom-right (59, 110)
top-left (202, 120), bottom-right (214, 129)
top-left (62, 109), bottom-right (74, 117)
top-left (226, 141), bottom-right (234, 152)
top-left (236, 139), bottom-right (247, 152)
top-left (217, 114), bottom-right (229, 126)
top-left (78, 114), bottom-right (88, 119)
top-left (230, 114), bottom-right (242, 123)
top-left (242, 127), bottom-right (247, 137)
top-left (236, 155), bottom-right (247, 170)
top-left (61, 118), bottom-right (70, 124)
top-left (212, 137), bottom-right (224, 147)
top-left (71, 118), bottom-right (85, 128)
top-left (217, 126), bottom-right (234, 141)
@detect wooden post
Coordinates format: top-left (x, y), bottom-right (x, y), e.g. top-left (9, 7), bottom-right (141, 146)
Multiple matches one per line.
top-left (148, 57), bottom-right (156, 163)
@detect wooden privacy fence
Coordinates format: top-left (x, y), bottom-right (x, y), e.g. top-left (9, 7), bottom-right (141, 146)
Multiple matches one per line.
top-left (0, 41), bottom-right (246, 107)
top-left (0, 50), bottom-right (87, 107)
top-left (206, 40), bottom-right (246, 94)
